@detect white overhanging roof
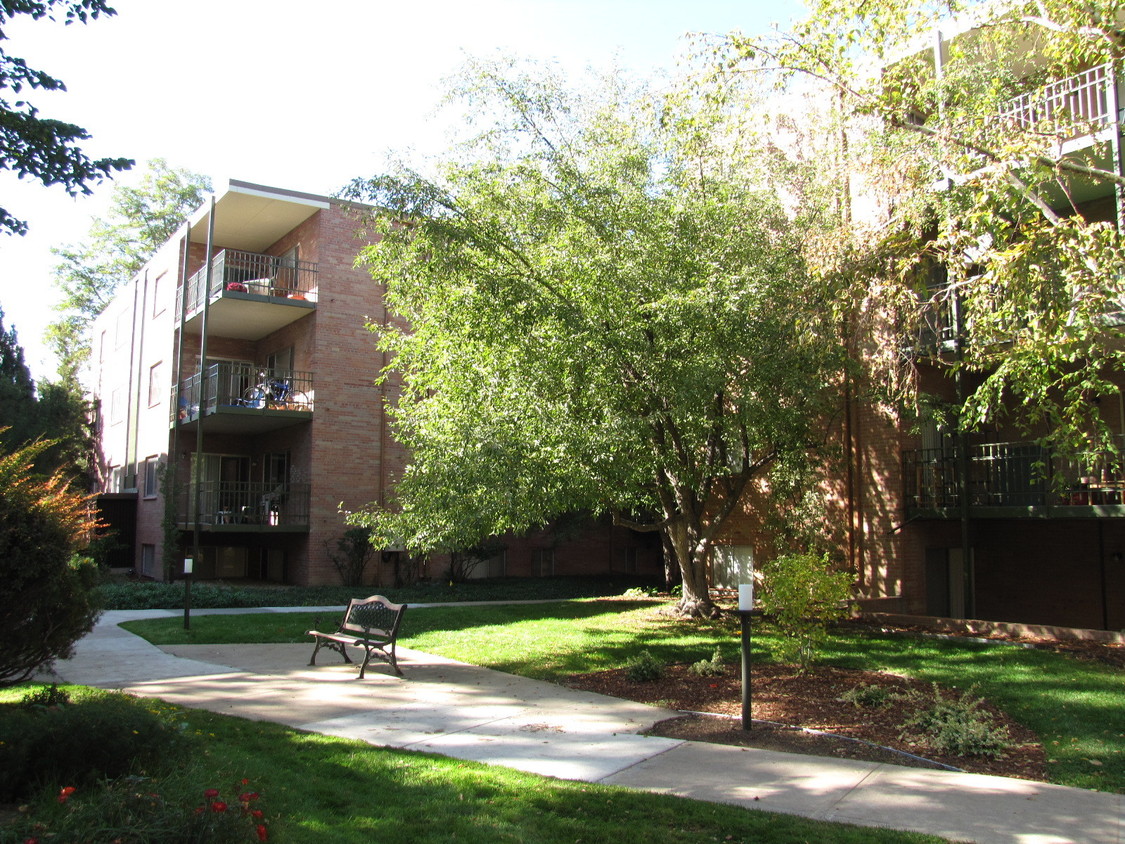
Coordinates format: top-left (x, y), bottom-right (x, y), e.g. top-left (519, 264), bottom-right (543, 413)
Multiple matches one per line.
top-left (187, 179), bottom-right (332, 253)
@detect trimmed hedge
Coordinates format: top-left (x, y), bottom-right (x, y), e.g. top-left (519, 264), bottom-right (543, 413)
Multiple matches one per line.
top-left (0, 687), bottom-right (191, 801)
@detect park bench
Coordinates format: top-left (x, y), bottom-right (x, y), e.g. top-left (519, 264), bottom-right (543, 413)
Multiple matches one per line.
top-left (306, 595), bottom-right (407, 678)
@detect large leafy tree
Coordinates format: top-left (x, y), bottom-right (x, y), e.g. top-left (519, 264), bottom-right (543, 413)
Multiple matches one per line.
top-left (48, 159), bottom-right (211, 381)
top-left (0, 306), bottom-right (37, 446)
top-left (347, 62), bottom-right (846, 616)
top-left (0, 0), bottom-right (132, 236)
top-left (720, 0), bottom-right (1125, 459)
top-left (0, 306), bottom-right (90, 477)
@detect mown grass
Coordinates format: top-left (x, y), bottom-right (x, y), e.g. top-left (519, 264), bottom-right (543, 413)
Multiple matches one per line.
top-left (122, 601), bottom-right (1125, 794)
top-left (0, 684), bottom-right (940, 844)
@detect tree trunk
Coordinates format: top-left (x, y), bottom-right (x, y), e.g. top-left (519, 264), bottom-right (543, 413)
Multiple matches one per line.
top-left (660, 533), bottom-right (679, 593)
top-left (664, 519), bottom-right (717, 618)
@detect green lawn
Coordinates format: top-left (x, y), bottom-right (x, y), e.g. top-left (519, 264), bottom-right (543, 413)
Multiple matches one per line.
top-left (122, 600), bottom-right (1125, 794)
top-left (0, 685), bottom-right (941, 844)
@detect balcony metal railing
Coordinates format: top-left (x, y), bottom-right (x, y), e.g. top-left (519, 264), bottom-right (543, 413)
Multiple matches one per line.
top-left (179, 249), bottom-right (318, 315)
top-left (1000, 63), bottom-right (1114, 132)
top-left (904, 436), bottom-right (1125, 510)
top-left (173, 362), bottom-right (314, 422)
top-left (175, 481), bottom-right (310, 526)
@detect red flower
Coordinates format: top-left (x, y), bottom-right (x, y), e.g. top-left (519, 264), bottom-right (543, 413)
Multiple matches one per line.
top-left (203, 788), bottom-right (220, 799)
top-left (241, 778), bottom-right (250, 785)
top-left (57, 786), bottom-right (77, 804)
top-left (256, 824), bottom-right (269, 841)
top-left (240, 791), bottom-right (260, 803)
top-left (210, 801), bottom-right (228, 813)
top-left (24, 838), bottom-right (38, 844)
top-left (251, 809), bottom-right (264, 820)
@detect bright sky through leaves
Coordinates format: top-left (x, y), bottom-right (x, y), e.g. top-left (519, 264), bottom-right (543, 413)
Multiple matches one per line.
top-left (0, 0), bottom-right (799, 379)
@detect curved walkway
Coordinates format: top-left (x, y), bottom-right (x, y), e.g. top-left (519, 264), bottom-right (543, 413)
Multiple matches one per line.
top-left (46, 607), bottom-right (1123, 844)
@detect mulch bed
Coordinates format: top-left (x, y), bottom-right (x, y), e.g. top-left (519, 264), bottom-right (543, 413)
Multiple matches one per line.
top-left (564, 662), bottom-right (1048, 781)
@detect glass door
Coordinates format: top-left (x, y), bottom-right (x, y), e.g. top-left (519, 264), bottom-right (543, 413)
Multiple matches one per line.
top-left (191, 454), bottom-right (250, 523)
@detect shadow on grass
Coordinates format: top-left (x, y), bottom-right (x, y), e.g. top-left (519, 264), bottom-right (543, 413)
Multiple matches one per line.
top-left (188, 706), bottom-right (943, 844)
top-left (121, 600), bottom-right (1125, 793)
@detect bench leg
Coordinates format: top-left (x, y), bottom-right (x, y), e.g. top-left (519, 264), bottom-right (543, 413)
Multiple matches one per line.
top-left (387, 645), bottom-right (403, 677)
top-left (355, 644), bottom-right (403, 679)
top-left (309, 638), bottom-right (351, 667)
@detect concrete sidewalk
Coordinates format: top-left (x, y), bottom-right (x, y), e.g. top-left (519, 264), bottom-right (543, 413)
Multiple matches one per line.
top-left (46, 608), bottom-right (1124, 844)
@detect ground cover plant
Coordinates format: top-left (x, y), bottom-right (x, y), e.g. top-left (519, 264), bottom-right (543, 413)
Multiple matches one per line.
top-left (0, 684), bottom-right (942, 844)
top-left (122, 601), bottom-right (1125, 793)
top-left (97, 575), bottom-right (650, 610)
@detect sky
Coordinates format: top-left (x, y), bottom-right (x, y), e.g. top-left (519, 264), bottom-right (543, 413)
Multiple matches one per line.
top-left (0, 0), bottom-right (802, 380)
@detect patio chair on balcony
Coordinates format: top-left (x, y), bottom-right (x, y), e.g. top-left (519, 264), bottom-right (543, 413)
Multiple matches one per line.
top-left (177, 396), bottom-right (199, 422)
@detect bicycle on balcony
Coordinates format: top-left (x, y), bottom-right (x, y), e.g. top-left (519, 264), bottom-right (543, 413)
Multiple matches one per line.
top-left (240, 371), bottom-right (309, 410)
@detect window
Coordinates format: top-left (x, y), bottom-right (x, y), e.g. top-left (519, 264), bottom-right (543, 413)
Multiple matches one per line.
top-left (615, 547), bottom-right (639, 574)
top-left (711, 545), bottom-right (754, 591)
top-left (152, 272), bottom-right (167, 316)
top-left (108, 465), bottom-right (122, 493)
top-left (276, 246), bottom-right (300, 294)
top-left (110, 387), bottom-right (124, 425)
top-left (206, 356), bottom-right (253, 406)
top-left (124, 463), bottom-right (138, 492)
top-left (266, 347), bottom-right (293, 376)
top-left (485, 549), bottom-right (506, 578)
top-left (148, 361), bottom-right (165, 407)
top-left (264, 452), bottom-right (289, 486)
top-left (532, 548), bottom-right (554, 577)
top-left (141, 544), bottom-right (156, 577)
top-left (143, 456), bottom-right (160, 498)
top-left (115, 309), bottom-right (130, 348)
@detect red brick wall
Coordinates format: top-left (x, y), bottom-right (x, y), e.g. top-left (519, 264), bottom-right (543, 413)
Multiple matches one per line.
top-left (299, 205), bottom-right (393, 585)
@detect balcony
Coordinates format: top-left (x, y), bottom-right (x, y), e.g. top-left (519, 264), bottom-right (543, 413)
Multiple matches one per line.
top-left (1000, 64), bottom-right (1114, 133)
top-left (179, 249), bottom-right (317, 341)
top-left (175, 481), bottom-right (310, 531)
top-left (903, 437), bottom-right (1125, 518)
top-left (174, 362), bottom-right (314, 434)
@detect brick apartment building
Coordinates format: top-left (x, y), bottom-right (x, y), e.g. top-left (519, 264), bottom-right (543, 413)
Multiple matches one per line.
top-left (91, 180), bottom-right (661, 587)
top-left (90, 64), bottom-right (1125, 629)
top-left (809, 28), bottom-right (1125, 632)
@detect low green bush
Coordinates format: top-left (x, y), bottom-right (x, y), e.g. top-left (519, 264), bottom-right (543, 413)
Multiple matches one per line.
top-left (0, 687), bottom-right (191, 801)
top-left (19, 683), bottom-right (71, 709)
top-left (759, 551), bottom-right (852, 673)
top-left (840, 683), bottom-right (900, 708)
top-left (900, 684), bottom-right (1012, 759)
top-left (624, 650), bottom-right (664, 682)
top-left (690, 647), bottom-right (726, 677)
top-left (1, 771), bottom-right (271, 844)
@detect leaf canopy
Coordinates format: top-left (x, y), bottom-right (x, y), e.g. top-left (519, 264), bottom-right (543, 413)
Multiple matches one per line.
top-left (348, 60), bottom-right (845, 570)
